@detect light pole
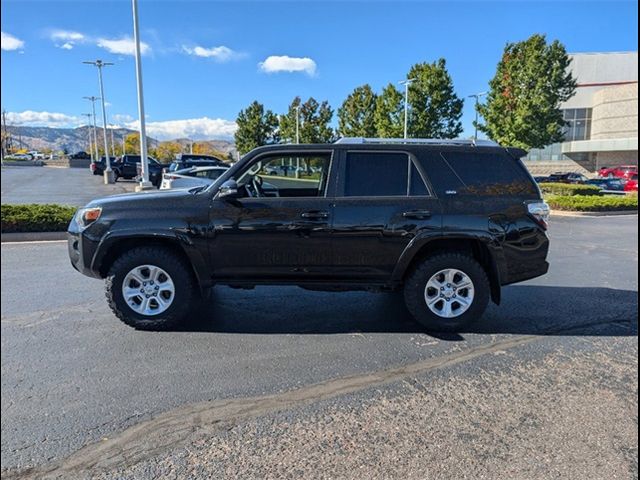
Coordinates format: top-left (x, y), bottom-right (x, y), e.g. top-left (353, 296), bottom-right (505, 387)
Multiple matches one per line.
top-left (109, 123), bottom-right (116, 158)
top-left (81, 113), bottom-right (93, 161)
top-left (399, 78), bottom-right (415, 139)
top-left (468, 91), bottom-right (487, 143)
top-left (83, 60), bottom-right (114, 184)
top-left (132, 0), bottom-right (152, 190)
top-left (83, 96), bottom-right (100, 168)
top-left (295, 104), bottom-right (301, 178)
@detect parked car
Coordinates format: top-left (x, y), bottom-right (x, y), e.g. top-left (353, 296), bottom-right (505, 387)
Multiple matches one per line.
top-left (533, 176), bottom-right (549, 183)
top-left (599, 165), bottom-right (638, 180)
top-left (167, 154), bottom-right (227, 172)
top-left (68, 138), bottom-right (550, 332)
top-left (90, 156), bottom-right (117, 175)
top-left (160, 166), bottom-right (229, 190)
top-left (584, 178), bottom-right (626, 193)
top-left (7, 153), bottom-right (34, 161)
top-left (112, 155), bottom-right (164, 186)
top-left (545, 172), bottom-right (589, 184)
top-left (624, 174), bottom-right (638, 192)
top-left (70, 151), bottom-right (92, 160)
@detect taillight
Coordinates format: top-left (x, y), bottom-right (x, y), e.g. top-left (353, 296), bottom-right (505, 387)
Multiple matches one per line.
top-left (528, 201), bottom-right (550, 230)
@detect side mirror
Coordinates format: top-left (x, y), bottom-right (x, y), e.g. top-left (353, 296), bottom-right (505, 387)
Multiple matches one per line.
top-left (218, 179), bottom-right (239, 199)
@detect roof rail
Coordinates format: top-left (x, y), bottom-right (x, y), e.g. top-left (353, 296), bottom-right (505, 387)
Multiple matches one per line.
top-left (334, 137), bottom-right (500, 147)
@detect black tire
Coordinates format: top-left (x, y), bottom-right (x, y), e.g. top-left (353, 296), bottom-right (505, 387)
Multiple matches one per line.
top-left (105, 246), bottom-right (196, 330)
top-left (404, 253), bottom-right (490, 332)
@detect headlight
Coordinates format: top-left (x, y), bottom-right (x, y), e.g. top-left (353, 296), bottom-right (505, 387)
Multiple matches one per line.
top-left (76, 207), bottom-right (102, 228)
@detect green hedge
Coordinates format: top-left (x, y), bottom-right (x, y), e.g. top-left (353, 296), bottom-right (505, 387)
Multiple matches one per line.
top-left (538, 183), bottom-right (601, 196)
top-left (1, 204), bottom-right (77, 233)
top-left (546, 194), bottom-right (638, 212)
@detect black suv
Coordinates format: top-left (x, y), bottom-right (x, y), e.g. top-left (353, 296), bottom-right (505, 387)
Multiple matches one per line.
top-left (68, 139), bottom-right (550, 332)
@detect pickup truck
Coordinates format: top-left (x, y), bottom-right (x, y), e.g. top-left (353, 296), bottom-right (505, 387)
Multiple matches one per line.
top-left (92, 155), bottom-right (164, 187)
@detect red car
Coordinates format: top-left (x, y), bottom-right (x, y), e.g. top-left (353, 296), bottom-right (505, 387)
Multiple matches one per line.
top-left (599, 165), bottom-right (638, 179)
top-left (624, 174), bottom-right (638, 192)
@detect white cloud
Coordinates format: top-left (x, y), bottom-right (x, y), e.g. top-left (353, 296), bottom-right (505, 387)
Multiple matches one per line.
top-left (125, 117), bottom-right (237, 140)
top-left (51, 30), bottom-right (85, 42)
top-left (6, 110), bottom-right (81, 127)
top-left (97, 36), bottom-right (151, 56)
top-left (50, 29), bottom-right (85, 50)
top-left (1, 31), bottom-right (25, 51)
top-left (111, 114), bottom-right (135, 125)
top-left (258, 55), bottom-right (317, 76)
top-left (182, 45), bottom-right (243, 62)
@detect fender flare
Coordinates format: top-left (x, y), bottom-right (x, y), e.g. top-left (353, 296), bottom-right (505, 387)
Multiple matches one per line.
top-left (91, 229), bottom-right (212, 290)
top-left (391, 231), bottom-right (503, 305)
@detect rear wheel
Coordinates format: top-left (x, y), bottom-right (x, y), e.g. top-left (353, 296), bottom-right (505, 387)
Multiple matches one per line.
top-left (404, 253), bottom-right (490, 332)
top-left (105, 246), bottom-right (195, 330)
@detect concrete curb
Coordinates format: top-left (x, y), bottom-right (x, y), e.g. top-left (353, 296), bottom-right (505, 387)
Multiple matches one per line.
top-left (1, 231), bottom-right (67, 243)
top-left (550, 210), bottom-right (638, 218)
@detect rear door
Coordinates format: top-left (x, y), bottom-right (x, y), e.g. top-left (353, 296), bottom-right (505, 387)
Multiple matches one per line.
top-left (330, 150), bottom-right (442, 282)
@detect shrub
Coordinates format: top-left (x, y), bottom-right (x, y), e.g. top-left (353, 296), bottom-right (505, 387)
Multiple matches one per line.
top-left (546, 195), bottom-right (638, 212)
top-left (1, 204), bottom-right (77, 233)
top-left (538, 183), bottom-right (601, 196)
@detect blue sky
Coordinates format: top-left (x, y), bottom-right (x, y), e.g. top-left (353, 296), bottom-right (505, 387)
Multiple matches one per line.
top-left (1, 0), bottom-right (638, 140)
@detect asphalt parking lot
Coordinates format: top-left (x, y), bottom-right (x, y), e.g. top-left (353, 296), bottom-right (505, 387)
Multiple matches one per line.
top-left (1, 166), bottom-right (137, 206)
top-left (1, 215), bottom-right (637, 479)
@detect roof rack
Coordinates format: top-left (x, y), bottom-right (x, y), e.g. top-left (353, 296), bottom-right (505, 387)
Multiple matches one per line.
top-left (334, 137), bottom-right (500, 147)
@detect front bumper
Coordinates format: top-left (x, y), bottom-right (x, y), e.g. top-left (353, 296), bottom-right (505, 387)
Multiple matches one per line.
top-left (67, 223), bottom-right (103, 279)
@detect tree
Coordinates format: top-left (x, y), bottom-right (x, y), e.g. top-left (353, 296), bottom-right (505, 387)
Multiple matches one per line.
top-left (337, 84), bottom-right (378, 137)
top-left (374, 83), bottom-right (404, 138)
top-left (406, 59), bottom-right (464, 139)
top-left (280, 97), bottom-right (334, 144)
top-left (155, 141), bottom-right (182, 163)
top-left (192, 142), bottom-right (227, 160)
top-left (234, 101), bottom-right (279, 155)
top-left (477, 34), bottom-right (577, 149)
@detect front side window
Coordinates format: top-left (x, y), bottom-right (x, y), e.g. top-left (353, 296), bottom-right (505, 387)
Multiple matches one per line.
top-left (236, 154), bottom-right (331, 198)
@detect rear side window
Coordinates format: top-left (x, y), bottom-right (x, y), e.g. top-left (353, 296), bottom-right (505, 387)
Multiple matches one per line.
top-left (416, 151), bottom-right (536, 196)
top-left (344, 152), bottom-right (431, 197)
top-left (345, 152), bottom-right (408, 197)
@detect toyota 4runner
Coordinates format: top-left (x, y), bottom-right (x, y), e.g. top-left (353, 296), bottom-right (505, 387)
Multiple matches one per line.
top-left (68, 138), bottom-right (550, 332)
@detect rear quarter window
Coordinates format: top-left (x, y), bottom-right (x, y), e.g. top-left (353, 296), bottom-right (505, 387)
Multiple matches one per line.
top-left (416, 150), bottom-right (537, 197)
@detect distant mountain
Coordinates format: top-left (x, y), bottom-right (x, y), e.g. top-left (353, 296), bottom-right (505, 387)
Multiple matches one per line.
top-left (4, 125), bottom-right (236, 158)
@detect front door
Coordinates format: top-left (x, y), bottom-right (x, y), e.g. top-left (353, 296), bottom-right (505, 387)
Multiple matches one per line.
top-left (208, 151), bottom-right (336, 281)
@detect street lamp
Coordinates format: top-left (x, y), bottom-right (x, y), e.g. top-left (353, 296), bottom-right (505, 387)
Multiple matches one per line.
top-left (83, 60), bottom-right (114, 184)
top-left (81, 113), bottom-right (93, 160)
top-left (468, 91), bottom-right (487, 143)
top-left (108, 123), bottom-right (117, 158)
top-left (82, 96), bottom-right (100, 168)
top-left (399, 78), bottom-right (415, 139)
top-left (294, 104), bottom-right (301, 178)
top-left (131, 0), bottom-right (152, 190)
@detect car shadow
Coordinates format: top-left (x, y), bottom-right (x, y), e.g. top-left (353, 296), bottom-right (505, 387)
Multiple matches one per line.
top-left (174, 285), bottom-right (638, 339)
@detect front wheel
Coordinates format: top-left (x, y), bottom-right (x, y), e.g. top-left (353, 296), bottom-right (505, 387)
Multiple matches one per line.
top-left (404, 253), bottom-right (490, 332)
top-left (105, 246), bottom-right (196, 330)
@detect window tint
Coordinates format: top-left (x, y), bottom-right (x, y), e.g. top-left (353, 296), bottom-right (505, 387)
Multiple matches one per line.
top-left (410, 163), bottom-right (429, 196)
top-left (345, 152), bottom-right (408, 197)
top-left (416, 151), bottom-right (536, 196)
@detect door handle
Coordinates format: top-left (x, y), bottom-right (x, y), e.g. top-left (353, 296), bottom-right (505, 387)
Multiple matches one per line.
top-left (402, 210), bottom-right (432, 219)
top-left (300, 211), bottom-right (330, 220)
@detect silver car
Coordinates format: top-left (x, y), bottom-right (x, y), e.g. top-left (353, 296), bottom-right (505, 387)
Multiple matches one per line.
top-left (160, 166), bottom-right (229, 190)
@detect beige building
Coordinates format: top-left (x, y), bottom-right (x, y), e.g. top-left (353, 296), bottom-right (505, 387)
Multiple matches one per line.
top-left (524, 51), bottom-right (638, 172)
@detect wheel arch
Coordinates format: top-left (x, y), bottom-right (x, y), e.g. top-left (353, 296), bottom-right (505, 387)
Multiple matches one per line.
top-left (393, 235), bottom-right (502, 305)
top-left (92, 233), bottom-right (210, 293)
